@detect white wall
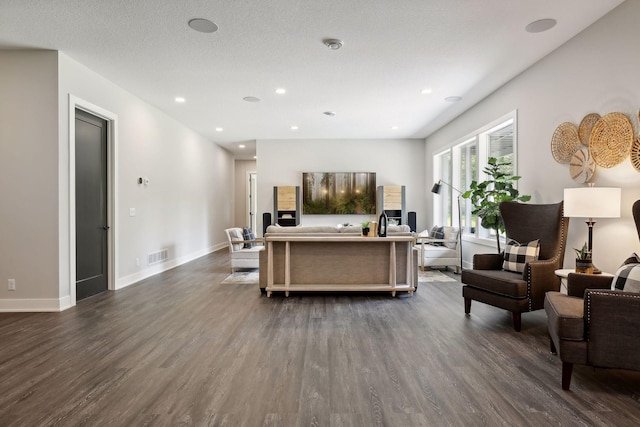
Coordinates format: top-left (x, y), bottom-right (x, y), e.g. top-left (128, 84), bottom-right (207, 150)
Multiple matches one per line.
top-left (0, 50), bottom-right (235, 311)
top-left (425, 0), bottom-right (640, 274)
top-left (0, 51), bottom-right (60, 308)
top-left (58, 53), bottom-right (235, 294)
top-left (256, 139), bottom-right (426, 234)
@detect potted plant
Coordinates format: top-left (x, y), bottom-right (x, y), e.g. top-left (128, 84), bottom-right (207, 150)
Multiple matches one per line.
top-left (461, 157), bottom-right (531, 252)
top-left (574, 242), bottom-right (593, 273)
top-left (361, 221), bottom-right (370, 236)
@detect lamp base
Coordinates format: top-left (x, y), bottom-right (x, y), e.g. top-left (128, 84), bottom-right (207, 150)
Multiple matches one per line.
top-left (586, 219), bottom-right (602, 274)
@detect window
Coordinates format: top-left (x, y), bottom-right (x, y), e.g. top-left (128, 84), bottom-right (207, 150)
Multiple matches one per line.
top-left (432, 111), bottom-right (517, 240)
top-left (458, 138), bottom-right (477, 232)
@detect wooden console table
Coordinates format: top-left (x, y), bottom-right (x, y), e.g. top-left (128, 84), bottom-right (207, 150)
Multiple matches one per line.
top-left (265, 235), bottom-right (415, 297)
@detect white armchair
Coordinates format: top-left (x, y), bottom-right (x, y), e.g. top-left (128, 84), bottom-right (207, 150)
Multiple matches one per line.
top-left (415, 226), bottom-right (461, 273)
top-left (224, 228), bottom-right (264, 273)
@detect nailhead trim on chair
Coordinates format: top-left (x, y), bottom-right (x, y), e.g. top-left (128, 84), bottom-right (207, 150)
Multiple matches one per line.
top-left (525, 257), bottom-right (560, 312)
top-left (527, 213), bottom-right (567, 312)
top-left (526, 264), bottom-right (532, 312)
top-left (585, 290), bottom-right (640, 339)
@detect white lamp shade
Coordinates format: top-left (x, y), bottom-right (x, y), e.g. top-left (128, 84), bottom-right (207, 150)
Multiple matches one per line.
top-left (563, 187), bottom-right (621, 218)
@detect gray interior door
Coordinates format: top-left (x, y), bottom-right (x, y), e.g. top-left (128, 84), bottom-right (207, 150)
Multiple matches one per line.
top-left (75, 109), bottom-right (108, 300)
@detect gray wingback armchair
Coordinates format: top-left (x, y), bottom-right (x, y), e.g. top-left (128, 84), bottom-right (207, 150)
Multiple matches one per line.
top-left (461, 201), bottom-right (568, 331)
top-left (544, 200), bottom-right (640, 390)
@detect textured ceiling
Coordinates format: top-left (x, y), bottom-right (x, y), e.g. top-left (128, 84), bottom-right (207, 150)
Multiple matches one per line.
top-left (0, 0), bottom-right (624, 159)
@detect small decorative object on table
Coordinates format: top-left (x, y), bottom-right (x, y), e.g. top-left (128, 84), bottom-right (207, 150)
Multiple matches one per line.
top-left (378, 212), bottom-right (388, 237)
top-left (574, 242), bottom-right (593, 274)
top-left (361, 221), bottom-right (370, 237)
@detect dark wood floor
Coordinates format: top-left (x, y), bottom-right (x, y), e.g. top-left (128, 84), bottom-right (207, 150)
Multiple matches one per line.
top-left (1, 251), bottom-right (639, 426)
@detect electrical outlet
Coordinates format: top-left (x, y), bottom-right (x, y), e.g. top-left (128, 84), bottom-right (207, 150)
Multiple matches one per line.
top-left (136, 257), bottom-right (140, 267)
top-left (8, 279), bottom-right (16, 291)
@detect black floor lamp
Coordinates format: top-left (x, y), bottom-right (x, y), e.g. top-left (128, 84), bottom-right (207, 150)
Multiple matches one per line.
top-left (431, 180), bottom-right (464, 272)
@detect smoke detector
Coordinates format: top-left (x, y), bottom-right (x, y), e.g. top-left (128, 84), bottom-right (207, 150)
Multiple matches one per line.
top-left (323, 39), bottom-right (344, 50)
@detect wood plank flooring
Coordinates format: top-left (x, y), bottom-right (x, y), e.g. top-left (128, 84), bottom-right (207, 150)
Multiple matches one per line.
top-left (1, 250), bottom-right (639, 426)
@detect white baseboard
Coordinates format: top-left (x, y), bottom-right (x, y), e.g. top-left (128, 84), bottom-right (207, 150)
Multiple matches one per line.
top-left (0, 244), bottom-right (226, 313)
top-left (0, 296), bottom-right (71, 312)
top-left (115, 244), bottom-right (225, 290)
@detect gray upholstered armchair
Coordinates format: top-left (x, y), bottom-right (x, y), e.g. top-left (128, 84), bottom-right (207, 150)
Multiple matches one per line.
top-left (544, 200), bottom-right (640, 390)
top-left (461, 201), bottom-right (568, 331)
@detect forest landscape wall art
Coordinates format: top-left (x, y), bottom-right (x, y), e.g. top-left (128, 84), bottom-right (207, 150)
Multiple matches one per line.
top-left (302, 172), bottom-right (376, 215)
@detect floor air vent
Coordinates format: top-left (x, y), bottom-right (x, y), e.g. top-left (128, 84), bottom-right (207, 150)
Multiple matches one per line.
top-left (148, 249), bottom-right (168, 265)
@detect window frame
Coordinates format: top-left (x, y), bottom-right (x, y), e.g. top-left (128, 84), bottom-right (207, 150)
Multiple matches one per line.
top-left (432, 110), bottom-right (518, 248)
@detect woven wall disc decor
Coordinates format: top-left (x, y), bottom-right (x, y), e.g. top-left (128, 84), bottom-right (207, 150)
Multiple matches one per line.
top-left (551, 122), bottom-right (580, 164)
top-left (578, 113), bottom-right (601, 146)
top-left (635, 108), bottom-right (640, 172)
top-left (631, 136), bottom-right (640, 172)
top-left (569, 147), bottom-right (596, 183)
top-left (589, 112), bottom-right (633, 168)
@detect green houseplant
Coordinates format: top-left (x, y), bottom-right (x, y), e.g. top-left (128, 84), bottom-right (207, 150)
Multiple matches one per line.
top-left (461, 157), bottom-right (531, 252)
top-left (361, 221), bottom-right (371, 236)
top-left (574, 242), bottom-right (593, 273)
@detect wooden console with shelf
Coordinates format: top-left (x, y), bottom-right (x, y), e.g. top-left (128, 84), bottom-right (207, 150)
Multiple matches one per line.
top-left (265, 235), bottom-right (416, 297)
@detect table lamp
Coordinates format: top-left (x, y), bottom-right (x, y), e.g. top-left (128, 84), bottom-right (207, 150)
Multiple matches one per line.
top-left (563, 186), bottom-right (621, 274)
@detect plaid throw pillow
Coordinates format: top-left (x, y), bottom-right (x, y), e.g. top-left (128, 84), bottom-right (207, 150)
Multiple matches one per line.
top-left (502, 239), bottom-right (540, 273)
top-left (428, 226), bottom-right (445, 246)
top-left (613, 253), bottom-right (640, 292)
top-left (242, 227), bottom-right (256, 248)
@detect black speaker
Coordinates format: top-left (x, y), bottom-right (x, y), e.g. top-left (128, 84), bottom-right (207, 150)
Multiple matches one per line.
top-left (408, 211), bottom-right (417, 232)
top-left (262, 212), bottom-right (272, 235)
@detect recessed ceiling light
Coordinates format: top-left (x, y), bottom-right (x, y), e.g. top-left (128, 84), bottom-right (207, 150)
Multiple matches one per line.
top-left (391, 126), bottom-right (399, 130)
top-left (188, 18), bottom-right (218, 33)
top-left (445, 96), bottom-right (462, 102)
top-left (243, 96), bottom-right (261, 102)
top-left (253, 155), bottom-right (257, 159)
top-left (239, 144), bottom-right (246, 149)
top-left (421, 88), bottom-right (433, 95)
top-left (525, 18), bottom-right (557, 33)
top-left (290, 125), bottom-right (299, 130)
top-left (215, 127), bottom-right (223, 132)
top-left (175, 97), bottom-right (186, 103)
top-left (323, 111), bottom-right (336, 117)
top-left (275, 88), bottom-right (287, 94)
top-left (323, 38), bottom-right (344, 50)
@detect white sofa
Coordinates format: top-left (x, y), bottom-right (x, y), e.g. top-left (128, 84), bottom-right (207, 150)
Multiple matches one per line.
top-left (224, 228), bottom-right (264, 272)
top-left (415, 226), bottom-right (461, 273)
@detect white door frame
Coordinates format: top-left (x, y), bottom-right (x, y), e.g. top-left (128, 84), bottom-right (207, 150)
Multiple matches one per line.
top-left (246, 171), bottom-right (257, 232)
top-left (68, 95), bottom-right (118, 306)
